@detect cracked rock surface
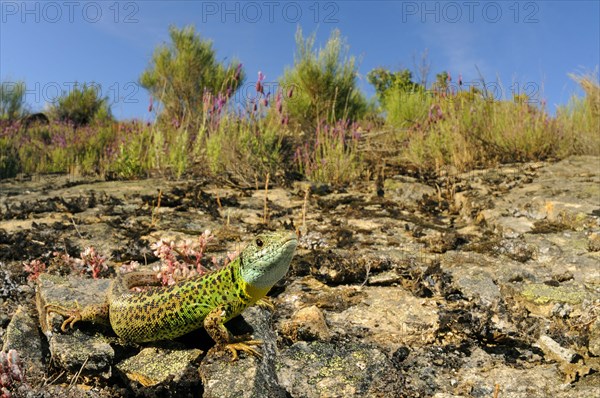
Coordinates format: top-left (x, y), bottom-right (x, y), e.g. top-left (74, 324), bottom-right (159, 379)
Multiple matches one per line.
top-left (0, 156), bottom-right (599, 397)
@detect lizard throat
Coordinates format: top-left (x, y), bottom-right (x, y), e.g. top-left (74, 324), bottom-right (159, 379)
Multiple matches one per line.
top-left (243, 282), bottom-right (271, 304)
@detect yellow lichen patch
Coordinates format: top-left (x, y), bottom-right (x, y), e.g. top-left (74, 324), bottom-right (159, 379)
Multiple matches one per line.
top-left (521, 283), bottom-right (590, 305)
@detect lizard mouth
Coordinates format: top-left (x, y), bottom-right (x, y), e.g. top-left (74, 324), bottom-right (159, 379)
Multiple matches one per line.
top-left (279, 232), bottom-right (298, 253)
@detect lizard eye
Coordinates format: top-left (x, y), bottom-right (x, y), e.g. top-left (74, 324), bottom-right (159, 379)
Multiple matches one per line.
top-left (255, 238), bottom-right (264, 247)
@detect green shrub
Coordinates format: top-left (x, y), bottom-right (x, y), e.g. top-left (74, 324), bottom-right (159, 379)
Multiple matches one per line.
top-left (108, 122), bottom-right (157, 179)
top-left (385, 90), bottom-right (432, 130)
top-left (366, 67), bottom-right (430, 138)
top-left (205, 111), bottom-right (284, 183)
top-left (295, 120), bottom-right (364, 184)
top-left (479, 100), bottom-right (556, 162)
top-left (556, 72), bottom-right (600, 156)
top-left (49, 83), bottom-right (112, 127)
top-left (0, 137), bottom-right (20, 178)
top-left (367, 68), bottom-right (422, 108)
top-left (0, 81), bottom-right (27, 121)
top-left (400, 88), bottom-right (559, 173)
top-left (280, 28), bottom-right (366, 132)
top-left (140, 25), bottom-right (244, 132)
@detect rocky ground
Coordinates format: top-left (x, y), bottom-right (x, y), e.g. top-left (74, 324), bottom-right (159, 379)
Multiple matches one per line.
top-left (0, 155), bottom-right (599, 398)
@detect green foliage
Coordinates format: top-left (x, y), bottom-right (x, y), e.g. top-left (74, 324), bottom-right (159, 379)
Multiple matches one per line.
top-left (556, 72), bottom-right (600, 156)
top-left (295, 121), bottom-right (364, 184)
top-left (479, 100), bottom-right (556, 162)
top-left (139, 25), bottom-right (244, 131)
top-left (2, 31), bottom-right (598, 186)
top-left (280, 28), bottom-right (366, 131)
top-left (0, 138), bottom-right (20, 178)
top-left (0, 81), bottom-right (27, 120)
top-left (400, 91), bottom-right (559, 173)
top-left (205, 110), bottom-right (284, 182)
top-left (367, 67), bottom-right (427, 130)
top-left (49, 83), bottom-right (112, 126)
top-left (385, 90), bottom-right (432, 130)
top-left (109, 128), bottom-right (152, 179)
top-left (367, 68), bottom-right (422, 106)
top-left (432, 71), bottom-right (450, 92)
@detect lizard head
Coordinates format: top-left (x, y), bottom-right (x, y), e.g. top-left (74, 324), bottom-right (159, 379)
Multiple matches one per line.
top-left (239, 231), bottom-right (298, 290)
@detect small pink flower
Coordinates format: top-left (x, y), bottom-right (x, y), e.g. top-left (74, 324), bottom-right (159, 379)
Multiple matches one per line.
top-left (276, 91), bottom-right (283, 113)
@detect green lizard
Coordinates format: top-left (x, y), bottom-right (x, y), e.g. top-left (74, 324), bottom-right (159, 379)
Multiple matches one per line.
top-left (45, 231), bottom-right (298, 360)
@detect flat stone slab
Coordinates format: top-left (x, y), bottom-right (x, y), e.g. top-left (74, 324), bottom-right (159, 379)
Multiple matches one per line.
top-left (2, 305), bottom-right (43, 364)
top-left (481, 156), bottom-right (600, 235)
top-left (49, 330), bottom-right (114, 378)
top-left (36, 273), bottom-right (111, 336)
top-left (326, 286), bottom-right (439, 349)
top-left (276, 341), bottom-right (403, 398)
top-left (116, 346), bottom-right (202, 387)
top-left (35, 273), bottom-right (117, 378)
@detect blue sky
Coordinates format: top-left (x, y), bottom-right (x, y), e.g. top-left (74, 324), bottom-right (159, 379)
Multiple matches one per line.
top-left (1, 1), bottom-right (598, 120)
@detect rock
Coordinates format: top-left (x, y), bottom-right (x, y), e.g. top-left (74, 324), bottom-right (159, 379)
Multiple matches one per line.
top-left (384, 176), bottom-right (436, 205)
top-left (1, 306), bottom-right (43, 364)
top-left (35, 274), bottom-right (116, 378)
top-left (367, 269), bottom-right (404, 285)
top-left (116, 346), bottom-right (202, 389)
top-left (2, 158), bottom-right (600, 396)
top-left (277, 277), bottom-right (365, 315)
top-left (280, 305), bottom-right (331, 343)
top-left (36, 273), bottom-right (111, 336)
top-left (536, 335), bottom-right (579, 364)
top-left (588, 232), bottom-right (600, 252)
top-left (199, 306), bottom-right (286, 398)
top-left (49, 331), bottom-right (114, 378)
top-left (276, 341), bottom-right (403, 398)
top-left (303, 249), bottom-right (397, 285)
top-left (589, 318), bottom-right (600, 356)
top-left (0, 312), bottom-right (9, 328)
top-left (327, 286), bottom-right (439, 350)
top-left (520, 283), bottom-right (590, 305)
top-left (292, 181), bottom-right (332, 196)
top-left (458, 360), bottom-right (564, 398)
top-left (559, 361), bottom-right (595, 384)
top-left (450, 267), bottom-right (501, 306)
top-left (1, 305), bottom-right (45, 385)
top-left (0, 268), bottom-right (20, 300)
top-left (479, 156), bottom-right (600, 235)
top-left (495, 238), bottom-right (536, 262)
top-left (425, 232), bottom-right (460, 254)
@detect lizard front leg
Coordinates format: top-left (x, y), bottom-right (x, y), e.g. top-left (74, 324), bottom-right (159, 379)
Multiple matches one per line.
top-left (203, 305), bottom-right (262, 361)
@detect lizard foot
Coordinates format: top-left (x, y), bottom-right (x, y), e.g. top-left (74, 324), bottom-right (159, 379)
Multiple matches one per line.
top-left (45, 303), bottom-right (82, 332)
top-left (256, 297), bottom-right (275, 311)
top-left (224, 339), bottom-right (263, 361)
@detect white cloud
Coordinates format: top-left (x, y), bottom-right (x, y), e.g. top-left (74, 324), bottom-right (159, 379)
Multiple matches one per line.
top-left (420, 23), bottom-right (492, 79)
